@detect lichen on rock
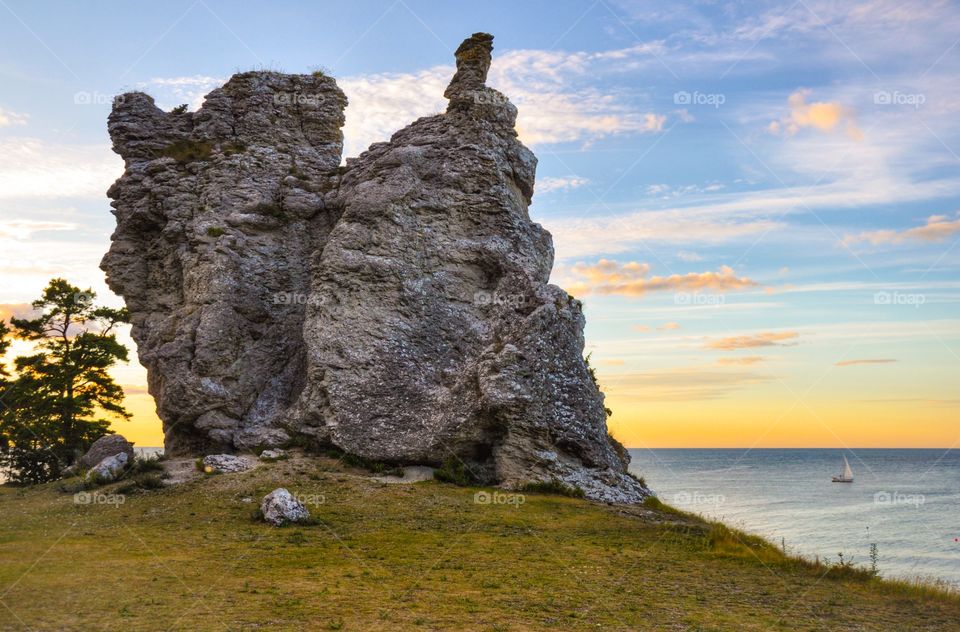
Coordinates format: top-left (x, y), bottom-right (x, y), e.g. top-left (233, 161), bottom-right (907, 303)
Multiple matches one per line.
top-left (102, 32), bottom-right (648, 503)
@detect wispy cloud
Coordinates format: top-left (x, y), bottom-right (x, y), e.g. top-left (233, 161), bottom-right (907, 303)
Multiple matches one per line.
top-left (600, 358), bottom-right (625, 366)
top-left (0, 303), bottom-right (35, 322)
top-left (0, 107), bottom-right (28, 127)
top-left (536, 176), bottom-right (590, 194)
top-left (338, 67), bottom-right (448, 159)
top-left (717, 356), bottom-right (765, 366)
top-left (677, 250), bottom-right (702, 262)
top-left (835, 358), bottom-right (897, 367)
top-left (564, 259), bottom-right (757, 297)
top-left (705, 331), bottom-right (799, 350)
top-left (657, 322), bottom-right (681, 331)
top-left (844, 212), bottom-right (960, 245)
top-left (604, 366), bottom-right (773, 401)
top-left (0, 139), bottom-right (121, 199)
top-left (142, 75), bottom-right (224, 111)
top-left (332, 41), bottom-right (672, 158)
top-left (0, 220), bottom-right (77, 240)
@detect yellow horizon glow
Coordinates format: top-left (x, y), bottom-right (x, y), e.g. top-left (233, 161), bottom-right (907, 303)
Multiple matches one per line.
top-left (114, 390), bottom-right (960, 450)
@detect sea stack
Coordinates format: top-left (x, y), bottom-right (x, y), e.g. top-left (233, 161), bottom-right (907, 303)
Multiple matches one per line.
top-left (102, 33), bottom-right (648, 503)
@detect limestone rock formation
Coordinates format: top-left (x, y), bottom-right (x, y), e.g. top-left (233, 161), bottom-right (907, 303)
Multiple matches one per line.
top-left (103, 71), bottom-right (346, 454)
top-left (103, 33), bottom-right (648, 503)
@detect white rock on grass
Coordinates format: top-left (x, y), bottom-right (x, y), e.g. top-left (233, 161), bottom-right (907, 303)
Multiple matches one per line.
top-left (86, 452), bottom-right (129, 482)
top-left (202, 454), bottom-right (253, 474)
top-left (260, 488), bottom-right (310, 526)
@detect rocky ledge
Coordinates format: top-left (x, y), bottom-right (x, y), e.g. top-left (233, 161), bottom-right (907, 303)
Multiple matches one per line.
top-left (102, 33), bottom-right (648, 503)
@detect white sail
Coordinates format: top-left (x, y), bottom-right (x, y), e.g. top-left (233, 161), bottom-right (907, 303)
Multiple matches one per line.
top-left (842, 456), bottom-right (853, 480)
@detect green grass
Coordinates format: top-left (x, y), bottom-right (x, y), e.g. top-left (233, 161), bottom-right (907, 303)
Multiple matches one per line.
top-left (1, 454), bottom-right (956, 630)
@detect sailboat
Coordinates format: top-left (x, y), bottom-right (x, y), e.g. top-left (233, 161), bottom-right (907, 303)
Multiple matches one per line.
top-left (832, 455), bottom-right (854, 483)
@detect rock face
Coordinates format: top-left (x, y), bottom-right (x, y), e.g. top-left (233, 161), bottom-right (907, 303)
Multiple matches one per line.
top-left (202, 454), bottom-right (254, 474)
top-left (103, 33), bottom-right (648, 503)
top-left (78, 434), bottom-right (135, 470)
top-left (103, 72), bottom-right (346, 454)
top-left (259, 449), bottom-right (287, 461)
top-left (260, 488), bottom-right (311, 526)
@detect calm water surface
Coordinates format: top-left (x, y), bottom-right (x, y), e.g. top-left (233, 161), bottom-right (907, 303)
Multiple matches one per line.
top-left (629, 448), bottom-right (960, 586)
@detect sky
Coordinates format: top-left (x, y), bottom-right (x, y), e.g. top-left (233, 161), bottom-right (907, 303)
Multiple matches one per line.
top-left (0, 0), bottom-right (958, 449)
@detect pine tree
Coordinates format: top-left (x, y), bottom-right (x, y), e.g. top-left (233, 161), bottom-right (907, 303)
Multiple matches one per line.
top-left (0, 279), bottom-right (131, 483)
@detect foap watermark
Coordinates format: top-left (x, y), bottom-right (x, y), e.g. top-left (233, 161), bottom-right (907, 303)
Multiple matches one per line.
top-left (874, 491), bottom-right (925, 508)
top-left (292, 492), bottom-right (326, 506)
top-left (471, 91), bottom-right (510, 106)
top-left (874, 90), bottom-right (925, 109)
top-left (74, 91), bottom-right (127, 106)
top-left (73, 291), bottom-right (95, 307)
top-left (272, 292), bottom-right (334, 306)
top-left (473, 490), bottom-right (525, 506)
top-left (672, 491), bottom-right (726, 507)
top-left (674, 90), bottom-right (725, 108)
top-left (674, 292), bottom-right (725, 306)
top-left (273, 92), bottom-right (330, 107)
top-left (473, 290), bottom-right (526, 308)
top-left (873, 291), bottom-right (925, 307)
top-left (74, 491), bottom-right (125, 506)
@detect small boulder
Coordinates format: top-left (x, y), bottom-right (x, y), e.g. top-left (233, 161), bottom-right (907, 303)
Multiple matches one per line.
top-left (260, 488), bottom-right (310, 526)
top-left (86, 452), bottom-right (129, 482)
top-left (259, 449), bottom-right (287, 461)
top-left (78, 434), bottom-right (135, 470)
top-left (202, 454), bottom-right (254, 474)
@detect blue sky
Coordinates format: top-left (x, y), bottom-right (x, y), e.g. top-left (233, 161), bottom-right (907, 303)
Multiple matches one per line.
top-left (1, 0), bottom-right (958, 446)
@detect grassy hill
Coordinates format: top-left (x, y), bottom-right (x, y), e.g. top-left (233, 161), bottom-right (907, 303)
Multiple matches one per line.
top-left (0, 453), bottom-right (957, 631)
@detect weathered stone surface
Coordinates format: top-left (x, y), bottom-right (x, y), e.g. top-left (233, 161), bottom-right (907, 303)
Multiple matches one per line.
top-left (202, 454), bottom-right (254, 474)
top-left (86, 452), bottom-right (129, 482)
top-left (103, 72), bottom-right (346, 454)
top-left (259, 449), bottom-right (288, 461)
top-left (103, 33), bottom-right (648, 503)
top-left (260, 488), bottom-right (310, 526)
top-left (78, 434), bottom-right (135, 470)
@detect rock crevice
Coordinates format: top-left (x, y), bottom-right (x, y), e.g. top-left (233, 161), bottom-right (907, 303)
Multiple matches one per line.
top-left (103, 33), bottom-right (648, 503)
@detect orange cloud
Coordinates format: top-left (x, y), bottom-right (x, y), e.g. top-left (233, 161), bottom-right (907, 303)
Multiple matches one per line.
top-left (835, 358), bottom-right (896, 367)
top-left (566, 260), bottom-right (757, 297)
top-left (632, 324), bottom-right (651, 333)
top-left (602, 366), bottom-right (773, 401)
top-left (769, 89), bottom-right (862, 140)
top-left (0, 303), bottom-right (35, 322)
top-left (843, 213), bottom-right (960, 245)
top-left (717, 356), bottom-right (765, 366)
top-left (705, 331), bottom-right (799, 350)
top-left (658, 322), bottom-right (681, 331)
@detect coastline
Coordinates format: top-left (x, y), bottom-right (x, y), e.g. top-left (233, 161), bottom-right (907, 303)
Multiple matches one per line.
top-left (1, 451), bottom-right (956, 630)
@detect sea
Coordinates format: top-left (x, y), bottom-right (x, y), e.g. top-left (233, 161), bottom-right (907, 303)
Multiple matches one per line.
top-left (628, 448), bottom-right (960, 587)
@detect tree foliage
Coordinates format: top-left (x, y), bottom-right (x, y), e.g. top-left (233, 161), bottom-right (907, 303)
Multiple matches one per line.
top-left (0, 279), bottom-right (131, 484)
